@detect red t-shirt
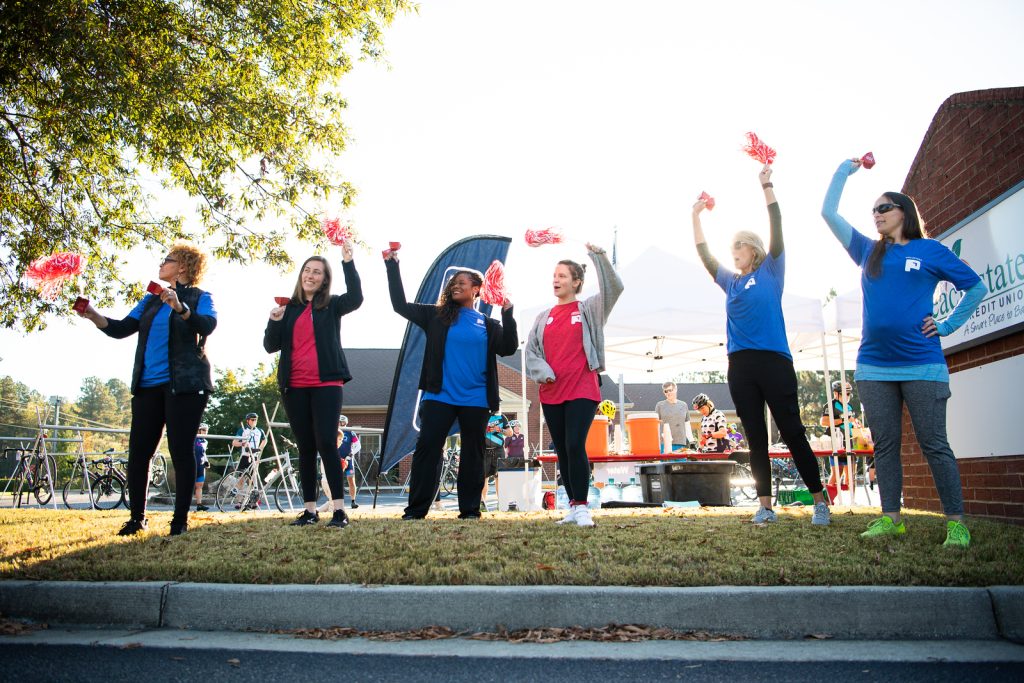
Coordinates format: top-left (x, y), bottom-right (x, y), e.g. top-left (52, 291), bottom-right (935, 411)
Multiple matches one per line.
top-left (538, 301), bottom-right (600, 405)
top-left (290, 303), bottom-right (343, 389)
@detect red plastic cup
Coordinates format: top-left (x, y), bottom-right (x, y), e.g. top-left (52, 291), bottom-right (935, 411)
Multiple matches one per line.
top-left (389, 241), bottom-right (402, 251)
top-left (72, 296), bottom-right (89, 314)
top-left (147, 281), bottom-right (164, 296)
top-left (274, 297), bottom-right (290, 306)
top-left (861, 151), bottom-right (876, 169)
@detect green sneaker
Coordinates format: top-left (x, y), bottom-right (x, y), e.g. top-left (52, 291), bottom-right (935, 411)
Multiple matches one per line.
top-left (860, 516), bottom-right (906, 538)
top-left (942, 520), bottom-right (971, 548)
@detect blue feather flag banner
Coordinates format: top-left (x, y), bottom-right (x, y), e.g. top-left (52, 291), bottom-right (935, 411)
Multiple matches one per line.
top-left (377, 235), bottom-right (512, 474)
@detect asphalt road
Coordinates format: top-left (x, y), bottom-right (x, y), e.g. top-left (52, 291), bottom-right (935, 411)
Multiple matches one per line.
top-left (2, 642), bottom-right (1022, 683)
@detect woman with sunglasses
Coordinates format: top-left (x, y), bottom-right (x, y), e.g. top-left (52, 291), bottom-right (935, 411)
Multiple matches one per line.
top-left (77, 241), bottom-right (216, 536)
top-left (525, 244), bottom-right (623, 527)
top-left (821, 158), bottom-right (986, 547)
top-left (264, 241), bottom-right (363, 529)
top-left (385, 253), bottom-right (517, 520)
top-left (692, 165), bottom-right (829, 526)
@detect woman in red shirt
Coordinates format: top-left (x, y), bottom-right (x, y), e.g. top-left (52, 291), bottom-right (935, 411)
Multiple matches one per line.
top-left (525, 243), bottom-right (623, 527)
top-left (264, 242), bottom-right (362, 528)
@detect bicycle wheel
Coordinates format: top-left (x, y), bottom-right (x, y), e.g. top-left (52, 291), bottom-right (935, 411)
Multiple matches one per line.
top-left (33, 454), bottom-right (56, 506)
top-left (215, 471), bottom-right (246, 512)
top-left (273, 473), bottom-right (306, 513)
top-left (440, 466), bottom-right (457, 498)
top-left (150, 454), bottom-right (168, 490)
top-left (91, 474), bottom-right (126, 510)
top-left (63, 471), bottom-right (98, 510)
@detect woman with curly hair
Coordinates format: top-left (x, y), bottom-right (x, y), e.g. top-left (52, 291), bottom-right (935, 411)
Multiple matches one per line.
top-left (78, 240), bottom-right (217, 536)
top-left (385, 252), bottom-right (517, 519)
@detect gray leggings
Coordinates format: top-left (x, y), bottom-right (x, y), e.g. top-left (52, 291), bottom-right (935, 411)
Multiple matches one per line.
top-left (857, 380), bottom-right (964, 516)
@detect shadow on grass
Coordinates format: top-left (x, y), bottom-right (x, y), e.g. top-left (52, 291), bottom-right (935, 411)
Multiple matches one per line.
top-left (1, 507), bottom-right (1022, 586)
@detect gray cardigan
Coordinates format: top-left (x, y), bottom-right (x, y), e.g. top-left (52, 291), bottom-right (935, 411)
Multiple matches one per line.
top-left (525, 249), bottom-right (624, 383)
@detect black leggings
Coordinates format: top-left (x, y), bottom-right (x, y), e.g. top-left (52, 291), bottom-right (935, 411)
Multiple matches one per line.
top-left (128, 385), bottom-right (208, 526)
top-left (543, 398), bottom-right (598, 504)
top-left (727, 350), bottom-right (823, 498)
top-left (406, 400), bottom-right (488, 518)
top-left (282, 386), bottom-right (345, 505)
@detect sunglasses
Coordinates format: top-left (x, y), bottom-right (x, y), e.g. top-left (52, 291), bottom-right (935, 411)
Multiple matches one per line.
top-left (872, 203), bottom-right (902, 215)
top-left (161, 257), bottom-right (177, 265)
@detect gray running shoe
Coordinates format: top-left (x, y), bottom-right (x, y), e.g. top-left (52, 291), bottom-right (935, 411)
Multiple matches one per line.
top-left (811, 502), bottom-right (831, 526)
top-left (751, 507), bottom-right (777, 524)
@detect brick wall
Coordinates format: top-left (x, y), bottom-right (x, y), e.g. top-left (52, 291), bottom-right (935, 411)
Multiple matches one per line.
top-left (900, 87), bottom-right (1024, 524)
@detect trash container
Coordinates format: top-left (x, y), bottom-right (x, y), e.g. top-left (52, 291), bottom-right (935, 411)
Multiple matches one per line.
top-left (639, 461), bottom-right (736, 506)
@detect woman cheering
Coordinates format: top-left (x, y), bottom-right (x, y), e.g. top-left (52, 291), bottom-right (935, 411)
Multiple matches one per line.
top-left (264, 241), bottom-right (363, 529)
top-left (385, 252), bottom-right (517, 520)
top-left (821, 158), bottom-right (986, 547)
top-left (78, 240), bottom-right (216, 536)
top-left (525, 244), bottom-right (623, 528)
top-left (693, 165), bottom-right (829, 526)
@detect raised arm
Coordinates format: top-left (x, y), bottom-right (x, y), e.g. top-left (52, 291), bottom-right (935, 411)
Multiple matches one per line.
top-left (692, 200), bottom-right (719, 277)
top-left (383, 254), bottom-right (434, 327)
top-left (586, 244), bottom-right (623, 317)
top-left (820, 159), bottom-right (860, 249)
top-left (760, 165), bottom-right (783, 258)
top-left (333, 244), bottom-right (364, 316)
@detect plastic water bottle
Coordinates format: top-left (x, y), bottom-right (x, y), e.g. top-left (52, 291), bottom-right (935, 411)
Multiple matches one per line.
top-left (622, 477), bottom-right (643, 503)
top-left (587, 481), bottom-right (601, 509)
top-left (601, 478), bottom-right (622, 505)
top-left (555, 485), bottom-right (569, 510)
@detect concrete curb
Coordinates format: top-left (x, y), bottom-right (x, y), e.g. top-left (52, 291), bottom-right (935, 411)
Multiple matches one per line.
top-left (1, 581), bottom-right (1021, 642)
top-left (0, 580), bottom-right (166, 628)
top-left (990, 586), bottom-right (1024, 644)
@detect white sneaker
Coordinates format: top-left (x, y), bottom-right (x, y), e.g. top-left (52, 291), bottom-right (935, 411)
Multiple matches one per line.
top-left (574, 506), bottom-right (595, 527)
top-left (556, 506), bottom-right (580, 525)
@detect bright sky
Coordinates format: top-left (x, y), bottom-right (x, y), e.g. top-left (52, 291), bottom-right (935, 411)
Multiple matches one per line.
top-left (3, 0), bottom-right (1023, 401)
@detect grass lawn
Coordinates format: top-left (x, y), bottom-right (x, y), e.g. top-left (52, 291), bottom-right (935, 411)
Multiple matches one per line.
top-left (1, 507), bottom-right (1021, 586)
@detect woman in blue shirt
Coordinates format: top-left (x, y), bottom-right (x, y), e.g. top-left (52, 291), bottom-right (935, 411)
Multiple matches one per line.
top-left (821, 158), bottom-right (986, 547)
top-left (385, 253), bottom-right (517, 519)
top-left (693, 165), bottom-right (829, 526)
top-left (78, 241), bottom-right (216, 536)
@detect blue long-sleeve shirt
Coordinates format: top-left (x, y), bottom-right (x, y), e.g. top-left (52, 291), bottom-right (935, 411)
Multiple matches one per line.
top-left (821, 161), bottom-right (986, 381)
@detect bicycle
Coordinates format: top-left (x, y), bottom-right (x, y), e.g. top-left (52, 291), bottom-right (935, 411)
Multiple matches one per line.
top-left (215, 446), bottom-right (266, 512)
top-left (439, 447), bottom-right (459, 498)
top-left (149, 453), bottom-right (168, 491)
top-left (62, 449), bottom-right (128, 510)
top-left (4, 446), bottom-right (56, 507)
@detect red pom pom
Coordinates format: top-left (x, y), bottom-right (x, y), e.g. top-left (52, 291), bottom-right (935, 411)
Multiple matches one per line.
top-left (742, 131), bottom-right (777, 165)
top-left (25, 252), bottom-right (85, 300)
top-left (699, 191), bottom-right (716, 210)
top-left (860, 151), bottom-right (876, 169)
top-left (524, 227), bottom-right (564, 248)
top-left (322, 217), bottom-right (356, 246)
top-left (480, 260), bottom-right (506, 305)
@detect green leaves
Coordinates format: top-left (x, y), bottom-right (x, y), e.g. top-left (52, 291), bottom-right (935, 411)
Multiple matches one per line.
top-left (1, 0), bottom-right (412, 331)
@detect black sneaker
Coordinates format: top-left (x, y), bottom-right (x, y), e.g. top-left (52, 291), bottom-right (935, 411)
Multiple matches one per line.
top-left (326, 509), bottom-right (349, 529)
top-left (290, 510), bottom-right (319, 526)
top-left (195, 504), bottom-right (209, 512)
top-left (117, 518), bottom-right (147, 536)
top-left (401, 513), bottom-right (424, 520)
top-left (350, 500), bottom-right (359, 509)
top-left (169, 522), bottom-right (188, 536)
